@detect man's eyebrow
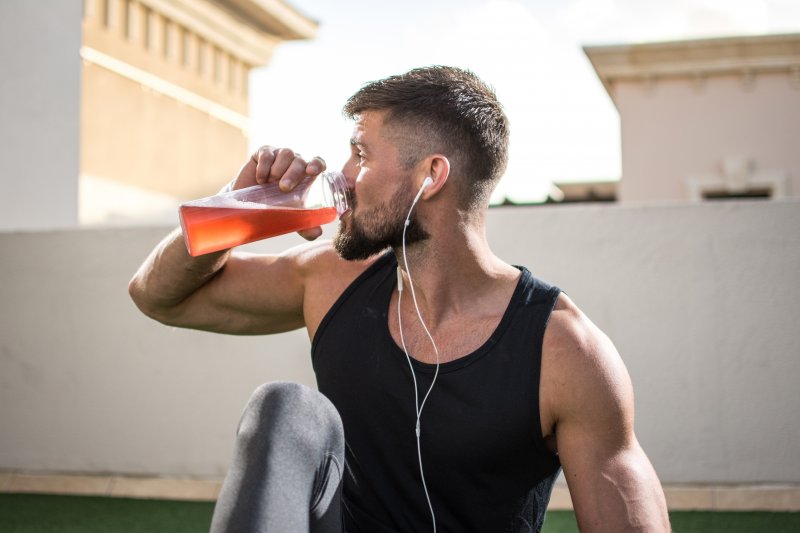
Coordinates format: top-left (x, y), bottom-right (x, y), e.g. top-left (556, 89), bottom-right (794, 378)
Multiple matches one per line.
top-left (350, 137), bottom-right (366, 148)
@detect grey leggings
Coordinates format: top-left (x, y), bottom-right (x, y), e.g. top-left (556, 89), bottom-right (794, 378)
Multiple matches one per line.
top-left (209, 382), bottom-right (345, 533)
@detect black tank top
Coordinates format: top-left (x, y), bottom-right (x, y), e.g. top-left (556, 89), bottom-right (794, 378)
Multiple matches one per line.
top-left (312, 252), bottom-right (562, 533)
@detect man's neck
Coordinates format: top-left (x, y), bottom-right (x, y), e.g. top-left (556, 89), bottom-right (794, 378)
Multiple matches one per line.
top-left (392, 222), bottom-right (519, 327)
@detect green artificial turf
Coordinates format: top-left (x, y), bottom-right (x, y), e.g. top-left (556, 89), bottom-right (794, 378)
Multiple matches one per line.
top-left (1, 494), bottom-right (799, 533)
top-left (0, 494), bottom-right (214, 533)
top-left (542, 509), bottom-right (800, 533)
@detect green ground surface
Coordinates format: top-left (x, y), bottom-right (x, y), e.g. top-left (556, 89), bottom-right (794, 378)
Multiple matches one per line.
top-left (0, 494), bottom-right (798, 532)
top-left (0, 495), bottom-right (212, 533)
top-left (543, 509), bottom-right (800, 533)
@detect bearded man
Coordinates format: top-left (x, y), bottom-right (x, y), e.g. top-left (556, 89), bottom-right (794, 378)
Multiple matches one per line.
top-left (129, 66), bottom-right (670, 533)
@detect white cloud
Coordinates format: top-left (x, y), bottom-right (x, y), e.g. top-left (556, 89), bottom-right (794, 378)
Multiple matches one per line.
top-left (558, 0), bottom-right (775, 43)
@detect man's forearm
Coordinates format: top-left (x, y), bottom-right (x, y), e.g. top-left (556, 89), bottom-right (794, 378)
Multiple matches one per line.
top-left (128, 227), bottom-right (230, 321)
top-left (568, 444), bottom-right (670, 533)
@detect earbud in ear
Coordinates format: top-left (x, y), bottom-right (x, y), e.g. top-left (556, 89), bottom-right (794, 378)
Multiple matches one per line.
top-left (411, 177), bottom-right (433, 206)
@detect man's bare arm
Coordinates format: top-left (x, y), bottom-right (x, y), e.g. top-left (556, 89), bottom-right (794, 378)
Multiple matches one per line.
top-left (128, 147), bottom-right (332, 335)
top-left (128, 231), bottom-right (311, 334)
top-left (541, 295), bottom-right (670, 532)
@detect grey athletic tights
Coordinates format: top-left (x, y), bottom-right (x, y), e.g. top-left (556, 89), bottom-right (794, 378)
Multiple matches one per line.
top-left (209, 382), bottom-right (345, 533)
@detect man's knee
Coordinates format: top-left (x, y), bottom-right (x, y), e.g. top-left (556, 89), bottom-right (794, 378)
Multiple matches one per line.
top-left (237, 382), bottom-right (344, 455)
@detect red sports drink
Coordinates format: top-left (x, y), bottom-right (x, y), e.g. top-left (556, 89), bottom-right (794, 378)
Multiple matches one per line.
top-left (178, 171), bottom-right (349, 257)
top-left (179, 205), bottom-right (337, 257)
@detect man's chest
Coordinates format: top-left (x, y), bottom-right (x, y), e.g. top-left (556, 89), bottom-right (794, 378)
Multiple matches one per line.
top-left (385, 294), bottom-right (508, 364)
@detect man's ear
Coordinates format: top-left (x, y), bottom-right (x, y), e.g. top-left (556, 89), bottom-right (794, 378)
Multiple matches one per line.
top-left (418, 155), bottom-right (450, 199)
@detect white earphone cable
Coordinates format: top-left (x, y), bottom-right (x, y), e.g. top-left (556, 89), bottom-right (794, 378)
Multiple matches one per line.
top-left (397, 178), bottom-right (439, 533)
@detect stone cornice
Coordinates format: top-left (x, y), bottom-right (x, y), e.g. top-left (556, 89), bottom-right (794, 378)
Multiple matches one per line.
top-left (220, 0), bottom-right (318, 40)
top-left (584, 33), bottom-right (800, 103)
top-left (140, 0), bottom-right (316, 66)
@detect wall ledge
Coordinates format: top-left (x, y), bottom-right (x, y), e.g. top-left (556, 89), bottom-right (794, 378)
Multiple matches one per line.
top-left (2, 470), bottom-right (799, 510)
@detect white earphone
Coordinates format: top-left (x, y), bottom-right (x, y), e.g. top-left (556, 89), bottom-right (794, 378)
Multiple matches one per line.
top-left (408, 177), bottom-right (433, 210)
top-left (398, 175), bottom-right (439, 532)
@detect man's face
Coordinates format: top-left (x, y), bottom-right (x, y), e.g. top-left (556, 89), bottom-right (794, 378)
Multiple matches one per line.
top-left (333, 111), bottom-right (428, 261)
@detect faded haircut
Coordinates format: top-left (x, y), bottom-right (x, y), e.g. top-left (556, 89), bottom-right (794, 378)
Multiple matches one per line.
top-left (343, 66), bottom-right (509, 211)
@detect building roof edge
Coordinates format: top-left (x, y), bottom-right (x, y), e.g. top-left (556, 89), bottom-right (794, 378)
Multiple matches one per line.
top-left (584, 33), bottom-right (800, 105)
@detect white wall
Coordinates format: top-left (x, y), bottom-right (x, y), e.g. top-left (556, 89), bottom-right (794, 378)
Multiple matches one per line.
top-left (0, 1), bottom-right (83, 230)
top-left (0, 228), bottom-right (316, 479)
top-left (487, 200), bottom-right (800, 483)
top-left (617, 73), bottom-right (800, 203)
top-left (1, 201), bottom-right (799, 484)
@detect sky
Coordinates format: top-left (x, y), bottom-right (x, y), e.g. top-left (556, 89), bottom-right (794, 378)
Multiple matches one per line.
top-left (249, 0), bottom-right (800, 203)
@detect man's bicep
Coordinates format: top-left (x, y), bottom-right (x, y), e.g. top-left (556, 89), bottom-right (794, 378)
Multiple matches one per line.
top-left (551, 328), bottom-right (643, 530)
top-left (166, 250), bottom-right (307, 335)
top-left (543, 300), bottom-right (669, 531)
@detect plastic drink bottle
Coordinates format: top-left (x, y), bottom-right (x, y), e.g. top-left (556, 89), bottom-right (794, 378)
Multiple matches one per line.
top-left (179, 171), bottom-right (349, 256)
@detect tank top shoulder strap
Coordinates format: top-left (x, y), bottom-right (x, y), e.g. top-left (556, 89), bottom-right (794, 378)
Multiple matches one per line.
top-left (312, 251), bottom-right (396, 353)
top-left (515, 266), bottom-right (562, 312)
top-left (511, 266), bottom-right (563, 360)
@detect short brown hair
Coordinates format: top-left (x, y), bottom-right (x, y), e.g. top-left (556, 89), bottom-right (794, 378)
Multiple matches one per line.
top-left (343, 66), bottom-right (509, 210)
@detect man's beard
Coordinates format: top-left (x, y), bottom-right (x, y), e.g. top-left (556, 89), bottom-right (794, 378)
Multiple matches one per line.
top-left (334, 186), bottom-right (429, 261)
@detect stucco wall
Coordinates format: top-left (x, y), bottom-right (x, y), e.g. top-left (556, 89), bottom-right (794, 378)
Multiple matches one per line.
top-left (0, 0), bottom-right (83, 230)
top-left (617, 73), bottom-right (800, 203)
top-left (1, 200), bottom-right (798, 483)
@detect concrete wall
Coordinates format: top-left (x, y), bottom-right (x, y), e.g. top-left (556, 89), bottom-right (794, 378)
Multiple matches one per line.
top-left (1, 200), bottom-right (799, 483)
top-left (0, 0), bottom-right (83, 230)
top-left (617, 73), bottom-right (800, 203)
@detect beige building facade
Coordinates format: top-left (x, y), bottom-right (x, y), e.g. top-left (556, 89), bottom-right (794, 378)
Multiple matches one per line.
top-left (0, 1), bottom-right (315, 230)
top-left (80, 0), bottom-right (316, 223)
top-left (585, 34), bottom-right (800, 204)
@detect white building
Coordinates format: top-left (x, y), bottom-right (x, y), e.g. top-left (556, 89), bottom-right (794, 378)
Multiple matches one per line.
top-left (583, 33), bottom-right (800, 203)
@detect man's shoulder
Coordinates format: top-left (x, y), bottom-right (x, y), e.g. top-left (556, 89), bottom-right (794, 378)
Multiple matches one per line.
top-left (543, 293), bottom-right (612, 361)
top-left (289, 240), bottom-right (386, 336)
top-left (540, 292), bottom-right (632, 431)
top-left (293, 239), bottom-right (382, 281)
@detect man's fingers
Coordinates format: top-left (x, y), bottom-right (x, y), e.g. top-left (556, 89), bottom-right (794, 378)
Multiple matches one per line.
top-left (268, 148), bottom-right (297, 183)
top-left (254, 146), bottom-right (277, 184)
top-left (306, 156), bottom-right (326, 176)
top-left (298, 226), bottom-right (323, 241)
top-left (251, 147), bottom-right (325, 190)
top-left (280, 157), bottom-right (309, 191)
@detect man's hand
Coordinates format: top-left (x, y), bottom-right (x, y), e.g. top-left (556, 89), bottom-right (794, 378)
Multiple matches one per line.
top-left (234, 146), bottom-right (328, 241)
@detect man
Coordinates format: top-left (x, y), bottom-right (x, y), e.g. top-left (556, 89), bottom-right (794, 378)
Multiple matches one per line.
top-left (129, 66), bottom-right (670, 532)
